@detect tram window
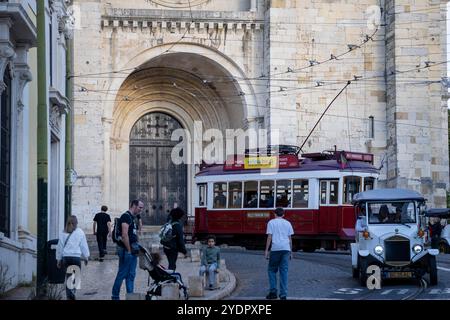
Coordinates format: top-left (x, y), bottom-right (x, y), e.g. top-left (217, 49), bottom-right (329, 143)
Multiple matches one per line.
top-left (213, 182), bottom-right (227, 208)
top-left (329, 181), bottom-right (339, 204)
top-left (276, 180), bottom-right (292, 208)
top-left (244, 181), bottom-right (258, 208)
top-left (293, 180), bottom-right (308, 208)
top-left (343, 176), bottom-right (361, 203)
top-left (228, 181), bottom-right (243, 208)
top-left (198, 184), bottom-right (207, 207)
top-left (260, 180), bottom-right (275, 208)
top-left (364, 177), bottom-right (375, 191)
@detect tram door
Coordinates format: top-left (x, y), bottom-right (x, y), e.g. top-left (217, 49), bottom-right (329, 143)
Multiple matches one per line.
top-left (319, 180), bottom-right (339, 233)
top-left (129, 113), bottom-right (187, 225)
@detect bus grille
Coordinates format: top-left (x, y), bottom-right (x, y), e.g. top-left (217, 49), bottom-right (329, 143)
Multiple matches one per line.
top-left (384, 236), bottom-right (410, 265)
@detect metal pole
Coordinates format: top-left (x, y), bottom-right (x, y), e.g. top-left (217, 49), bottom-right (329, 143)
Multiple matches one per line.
top-left (36, 0), bottom-right (48, 298)
top-left (65, 16), bottom-right (73, 223)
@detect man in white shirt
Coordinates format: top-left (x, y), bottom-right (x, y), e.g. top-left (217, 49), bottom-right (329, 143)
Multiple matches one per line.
top-left (264, 207), bottom-right (294, 300)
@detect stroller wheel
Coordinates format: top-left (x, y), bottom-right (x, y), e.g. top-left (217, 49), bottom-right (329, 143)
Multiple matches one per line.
top-left (182, 287), bottom-right (189, 300)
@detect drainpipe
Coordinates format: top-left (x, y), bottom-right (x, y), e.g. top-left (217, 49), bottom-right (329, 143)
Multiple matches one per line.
top-left (64, 13), bottom-right (73, 223)
top-left (36, 0), bottom-right (48, 298)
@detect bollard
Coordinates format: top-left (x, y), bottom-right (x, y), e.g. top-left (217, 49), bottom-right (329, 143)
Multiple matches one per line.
top-left (188, 276), bottom-right (204, 297)
top-left (190, 248), bottom-right (201, 262)
top-left (160, 283), bottom-right (180, 300)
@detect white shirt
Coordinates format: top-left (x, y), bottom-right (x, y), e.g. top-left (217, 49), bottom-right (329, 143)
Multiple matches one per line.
top-left (355, 217), bottom-right (367, 232)
top-left (56, 228), bottom-right (90, 261)
top-left (266, 217), bottom-right (294, 251)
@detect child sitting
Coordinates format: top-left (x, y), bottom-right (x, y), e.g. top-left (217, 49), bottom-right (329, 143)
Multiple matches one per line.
top-left (199, 235), bottom-right (221, 290)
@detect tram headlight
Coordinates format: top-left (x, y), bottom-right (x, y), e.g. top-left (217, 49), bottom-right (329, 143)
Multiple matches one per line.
top-left (413, 244), bottom-right (423, 254)
top-left (374, 245), bottom-right (384, 255)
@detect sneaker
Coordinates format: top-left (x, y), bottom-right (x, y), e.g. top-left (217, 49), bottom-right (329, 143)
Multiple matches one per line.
top-left (208, 284), bottom-right (213, 290)
top-left (279, 296), bottom-right (287, 300)
top-left (266, 292), bottom-right (277, 300)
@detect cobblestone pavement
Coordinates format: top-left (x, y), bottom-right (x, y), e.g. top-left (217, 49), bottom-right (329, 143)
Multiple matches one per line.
top-left (1, 251), bottom-right (236, 300)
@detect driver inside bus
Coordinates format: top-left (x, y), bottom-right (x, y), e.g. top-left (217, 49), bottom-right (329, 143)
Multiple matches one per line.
top-left (378, 205), bottom-right (389, 223)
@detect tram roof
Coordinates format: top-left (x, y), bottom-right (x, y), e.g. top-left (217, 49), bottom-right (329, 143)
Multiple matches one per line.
top-left (196, 158), bottom-right (378, 177)
top-left (352, 188), bottom-right (425, 204)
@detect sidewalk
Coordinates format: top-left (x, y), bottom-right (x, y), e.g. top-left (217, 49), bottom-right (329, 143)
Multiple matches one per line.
top-left (1, 251), bottom-right (236, 300)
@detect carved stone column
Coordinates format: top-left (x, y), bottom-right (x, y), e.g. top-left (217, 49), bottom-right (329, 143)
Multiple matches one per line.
top-left (14, 45), bottom-right (33, 112)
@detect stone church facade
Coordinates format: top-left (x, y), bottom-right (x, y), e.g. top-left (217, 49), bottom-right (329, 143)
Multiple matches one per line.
top-left (72, 0), bottom-right (449, 229)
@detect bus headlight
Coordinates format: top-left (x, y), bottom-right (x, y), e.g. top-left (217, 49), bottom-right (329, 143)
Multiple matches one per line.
top-left (374, 245), bottom-right (384, 255)
top-left (413, 245), bottom-right (423, 254)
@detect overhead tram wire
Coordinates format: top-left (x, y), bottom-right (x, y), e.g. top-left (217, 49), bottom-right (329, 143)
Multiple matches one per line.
top-left (73, 59), bottom-right (449, 98)
top-left (67, 2), bottom-right (446, 79)
top-left (299, 81), bottom-right (352, 152)
top-left (68, 26), bottom-right (379, 82)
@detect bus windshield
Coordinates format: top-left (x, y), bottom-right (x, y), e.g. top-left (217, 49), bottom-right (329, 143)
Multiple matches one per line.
top-left (367, 201), bottom-right (416, 224)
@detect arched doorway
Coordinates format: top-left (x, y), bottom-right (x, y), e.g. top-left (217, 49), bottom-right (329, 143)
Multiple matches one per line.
top-left (129, 112), bottom-right (187, 225)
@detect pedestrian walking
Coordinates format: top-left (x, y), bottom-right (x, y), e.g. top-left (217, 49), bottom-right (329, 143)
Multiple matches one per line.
top-left (56, 215), bottom-right (90, 300)
top-left (111, 199), bottom-right (144, 300)
top-left (264, 207), bottom-right (294, 300)
top-left (162, 207), bottom-right (187, 271)
top-left (199, 235), bottom-right (221, 290)
top-left (93, 205), bottom-right (111, 261)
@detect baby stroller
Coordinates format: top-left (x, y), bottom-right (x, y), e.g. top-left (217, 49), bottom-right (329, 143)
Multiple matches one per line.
top-left (138, 244), bottom-right (188, 300)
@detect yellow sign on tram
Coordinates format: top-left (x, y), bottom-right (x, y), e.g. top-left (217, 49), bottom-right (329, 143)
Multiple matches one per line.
top-left (244, 156), bottom-right (278, 169)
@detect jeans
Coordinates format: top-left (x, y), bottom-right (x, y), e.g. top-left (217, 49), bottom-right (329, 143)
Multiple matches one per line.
top-left (96, 232), bottom-right (108, 257)
top-left (111, 246), bottom-right (138, 300)
top-left (164, 248), bottom-right (179, 271)
top-left (63, 256), bottom-right (81, 300)
top-left (268, 250), bottom-right (290, 298)
top-left (199, 263), bottom-right (218, 287)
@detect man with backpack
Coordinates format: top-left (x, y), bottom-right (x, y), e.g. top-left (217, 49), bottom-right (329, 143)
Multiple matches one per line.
top-left (161, 208), bottom-right (187, 271)
top-left (111, 199), bottom-right (144, 300)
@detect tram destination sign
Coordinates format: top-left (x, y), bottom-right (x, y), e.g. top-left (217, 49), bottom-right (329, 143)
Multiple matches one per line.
top-left (247, 212), bottom-right (271, 218)
top-left (244, 156), bottom-right (278, 169)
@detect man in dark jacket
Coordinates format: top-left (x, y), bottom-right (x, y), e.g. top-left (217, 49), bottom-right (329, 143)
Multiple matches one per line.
top-left (163, 208), bottom-right (187, 271)
top-left (429, 217), bottom-right (443, 249)
top-left (93, 205), bottom-right (111, 261)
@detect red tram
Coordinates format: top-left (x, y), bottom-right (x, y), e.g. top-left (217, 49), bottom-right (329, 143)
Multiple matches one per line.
top-left (192, 146), bottom-right (379, 251)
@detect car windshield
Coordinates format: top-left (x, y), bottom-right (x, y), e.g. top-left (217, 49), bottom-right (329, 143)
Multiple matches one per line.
top-left (367, 201), bottom-right (416, 224)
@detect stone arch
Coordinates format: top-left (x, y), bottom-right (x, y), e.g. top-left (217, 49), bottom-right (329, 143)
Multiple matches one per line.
top-left (103, 42), bottom-right (261, 125)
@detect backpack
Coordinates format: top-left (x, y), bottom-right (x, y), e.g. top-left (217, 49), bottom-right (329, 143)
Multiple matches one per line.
top-left (112, 217), bottom-right (122, 244)
top-left (159, 221), bottom-right (179, 246)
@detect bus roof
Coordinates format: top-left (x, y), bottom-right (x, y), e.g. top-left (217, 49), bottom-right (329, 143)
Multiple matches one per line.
top-left (196, 157), bottom-right (378, 177)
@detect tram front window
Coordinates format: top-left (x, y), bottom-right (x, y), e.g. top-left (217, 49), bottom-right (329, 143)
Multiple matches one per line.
top-left (276, 180), bottom-right (292, 208)
top-left (364, 177), bottom-right (375, 191)
top-left (343, 176), bottom-right (361, 204)
top-left (260, 180), bottom-right (274, 208)
top-left (213, 182), bottom-right (227, 209)
top-left (244, 181), bottom-right (258, 208)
